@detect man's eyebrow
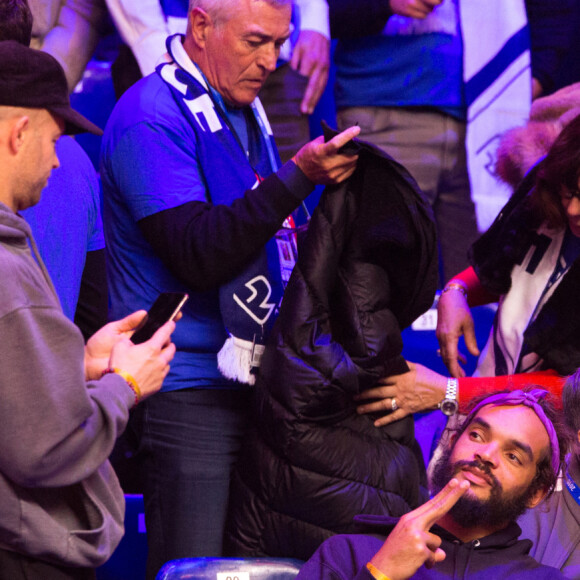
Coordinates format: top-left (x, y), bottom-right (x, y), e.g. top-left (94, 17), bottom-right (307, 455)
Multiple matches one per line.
top-left (508, 438), bottom-right (534, 463)
top-left (470, 417), bottom-right (534, 463)
top-left (469, 417), bottom-right (490, 431)
top-left (244, 28), bottom-right (291, 42)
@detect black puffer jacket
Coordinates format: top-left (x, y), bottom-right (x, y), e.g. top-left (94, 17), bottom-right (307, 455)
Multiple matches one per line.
top-left (225, 138), bottom-right (439, 561)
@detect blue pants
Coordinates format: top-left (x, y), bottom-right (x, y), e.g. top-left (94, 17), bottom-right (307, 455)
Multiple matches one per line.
top-left (127, 388), bottom-right (253, 579)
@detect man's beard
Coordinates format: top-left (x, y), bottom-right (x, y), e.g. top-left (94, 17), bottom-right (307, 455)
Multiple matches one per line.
top-left (430, 446), bottom-right (537, 529)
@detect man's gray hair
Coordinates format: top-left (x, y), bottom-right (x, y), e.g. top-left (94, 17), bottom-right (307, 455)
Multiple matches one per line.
top-left (189, 0), bottom-right (291, 27)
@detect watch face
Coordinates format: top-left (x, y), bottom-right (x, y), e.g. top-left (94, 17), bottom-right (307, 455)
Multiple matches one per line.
top-left (441, 399), bottom-right (458, 416)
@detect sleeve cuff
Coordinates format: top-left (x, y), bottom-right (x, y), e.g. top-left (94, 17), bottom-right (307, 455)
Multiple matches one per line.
top-left (297, 0), bottom-right (330, 38)
top-left (277, 160), bottom-right (316, 202)
top-left (354, 565), bottom-right (379, 580)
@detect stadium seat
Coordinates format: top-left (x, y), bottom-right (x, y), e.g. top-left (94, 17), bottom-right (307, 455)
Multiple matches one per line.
top-left (156, 557), bottom-right (304, 580)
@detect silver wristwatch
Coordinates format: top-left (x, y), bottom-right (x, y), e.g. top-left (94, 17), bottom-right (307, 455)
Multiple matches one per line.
top-left (439, 378), bottom-right (459, 416)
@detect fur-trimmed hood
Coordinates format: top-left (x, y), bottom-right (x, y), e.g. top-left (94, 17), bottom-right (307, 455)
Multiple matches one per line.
top-left (495, 83), bottom-right (580, 188)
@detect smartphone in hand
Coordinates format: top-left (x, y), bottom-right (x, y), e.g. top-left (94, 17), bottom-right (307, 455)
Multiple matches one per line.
top-left (130, 292), bottom-right (188, 344)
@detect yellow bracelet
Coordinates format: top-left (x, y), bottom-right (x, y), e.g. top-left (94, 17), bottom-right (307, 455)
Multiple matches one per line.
top-left (103, 367), bottom-right (142, 406)
top-left (366, 562), bottom-right (392, 580)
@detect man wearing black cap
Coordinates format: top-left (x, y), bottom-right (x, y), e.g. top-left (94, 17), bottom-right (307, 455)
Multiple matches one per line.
top-left (1, 0), bottom-right (108, 341)
top-left (0, 40), bottom-right (177, 579)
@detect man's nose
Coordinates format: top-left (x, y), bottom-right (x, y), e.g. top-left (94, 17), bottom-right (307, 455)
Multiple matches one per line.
top-left (475, 442), bottom-right (499, 468)
top-left (257, 45), bottom-right (278, 72)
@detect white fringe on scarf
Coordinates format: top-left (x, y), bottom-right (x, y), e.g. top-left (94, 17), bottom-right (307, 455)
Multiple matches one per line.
top-left (217, 335), bottom-right (265, 386)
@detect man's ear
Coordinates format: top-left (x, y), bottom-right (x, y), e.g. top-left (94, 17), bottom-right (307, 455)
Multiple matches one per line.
top-left (8, 116), bottom-right (29, 155)
top-left (188, 7), bottom-right (213, 48)
top-left (526, 485), bottom-right (548, 510)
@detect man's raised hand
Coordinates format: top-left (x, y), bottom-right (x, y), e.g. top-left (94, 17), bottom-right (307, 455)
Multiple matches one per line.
top-left (292, 125), bottom-right (360, 184)
top-left (368, 478), bottom-right (470, 580)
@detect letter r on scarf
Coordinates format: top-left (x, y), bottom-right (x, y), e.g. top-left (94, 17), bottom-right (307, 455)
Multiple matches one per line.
top-left (233, 276), bottom-right (275, 325)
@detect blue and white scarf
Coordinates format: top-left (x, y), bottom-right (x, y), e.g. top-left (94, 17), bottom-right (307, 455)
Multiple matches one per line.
top-left (476, 225), bottom-right (564, 376)
top-left (461, 0), bottom-right (531, 231)
top-left (159, 35), bottom-right (295, 384)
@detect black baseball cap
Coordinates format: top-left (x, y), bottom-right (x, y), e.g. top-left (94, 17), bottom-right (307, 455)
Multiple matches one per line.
top-left (0, 40), bottom-right (103, 136)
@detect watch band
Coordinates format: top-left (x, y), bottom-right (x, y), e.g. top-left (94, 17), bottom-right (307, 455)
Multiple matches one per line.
top-left (445, 377), bottom-right (458, 401)
top-left (439, 378), bottom-right (459, 416)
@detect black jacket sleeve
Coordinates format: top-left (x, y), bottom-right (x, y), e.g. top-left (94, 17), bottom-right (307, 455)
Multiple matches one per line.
top-left (526, 0), bottom-right (578, 94)
top-left (137, 168), bottom-right (313, 292)
top-left (328, 0), bottom-right (393, 38)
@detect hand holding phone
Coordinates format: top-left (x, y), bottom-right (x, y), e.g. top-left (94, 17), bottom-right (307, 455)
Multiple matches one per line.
top-left (131, 292), bottom-right (189, 344)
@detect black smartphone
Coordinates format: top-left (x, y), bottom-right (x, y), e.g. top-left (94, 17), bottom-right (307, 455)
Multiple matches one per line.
top-left (130, 292), bottom-right (189, 344)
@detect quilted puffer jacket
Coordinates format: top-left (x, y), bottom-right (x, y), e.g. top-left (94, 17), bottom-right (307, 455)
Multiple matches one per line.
top-left (224, 137), bottom-right (439, 561)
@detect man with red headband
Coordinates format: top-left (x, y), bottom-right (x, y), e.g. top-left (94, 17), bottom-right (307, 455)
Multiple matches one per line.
top-left (297, 388), bottom-right (569, 579)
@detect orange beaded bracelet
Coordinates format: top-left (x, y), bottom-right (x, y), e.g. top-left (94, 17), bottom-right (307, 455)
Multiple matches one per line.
top-left (103, 367), bottom-right (141, 406)
top-left (366, 562), bottom-right (392, 580)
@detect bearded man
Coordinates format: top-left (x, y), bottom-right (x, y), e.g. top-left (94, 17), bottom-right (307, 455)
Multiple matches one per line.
top-left (296, 388), bottom-right (569, 580)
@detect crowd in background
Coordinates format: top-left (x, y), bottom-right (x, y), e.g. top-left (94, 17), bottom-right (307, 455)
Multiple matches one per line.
top-left (2, 1), bottom-right (580, 579)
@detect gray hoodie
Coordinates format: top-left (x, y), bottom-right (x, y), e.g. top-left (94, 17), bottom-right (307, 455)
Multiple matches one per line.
top-left (519, 453), bottom-right (580, 579)
top-left (0, 202), bottom-right (133, 567)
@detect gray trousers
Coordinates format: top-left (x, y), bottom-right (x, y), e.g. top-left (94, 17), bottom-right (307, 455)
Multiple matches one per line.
top-left (259, 63), bottom-right (310, 165)
top-left (337, 106), bottom-right (480, 284)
